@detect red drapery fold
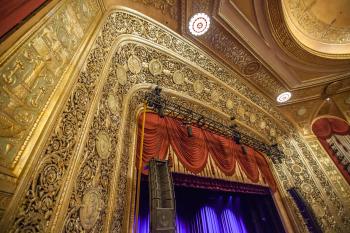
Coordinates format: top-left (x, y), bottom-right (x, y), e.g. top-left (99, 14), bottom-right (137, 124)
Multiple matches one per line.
top-left (312, 118), bottom-right (350, 139)
top-left (136, 113), bottom-right (277, 191)
top-left (312, 117), bottom-right (350, 185)
top-left (166, 117), bottom-right (208, 174)
top-left (136, 113), bottom-right (169, 173)
top-left (203, 130), bottom-right (236, 176)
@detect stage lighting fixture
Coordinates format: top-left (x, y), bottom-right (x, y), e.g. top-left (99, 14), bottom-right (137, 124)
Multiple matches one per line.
top-left (187, 125), bottom-right (193, 137)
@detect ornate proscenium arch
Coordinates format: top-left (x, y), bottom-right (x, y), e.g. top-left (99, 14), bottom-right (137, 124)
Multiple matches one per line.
top-left (0, 5), bottom-right (350, 233)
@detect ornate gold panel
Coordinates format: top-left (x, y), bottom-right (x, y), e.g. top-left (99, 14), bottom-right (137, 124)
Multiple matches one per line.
top-left (0, 0), bottom-right (100, 172)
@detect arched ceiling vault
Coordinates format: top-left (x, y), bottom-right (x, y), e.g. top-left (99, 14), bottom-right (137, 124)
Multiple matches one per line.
top-left (282, 0), bottom-right (350, 57)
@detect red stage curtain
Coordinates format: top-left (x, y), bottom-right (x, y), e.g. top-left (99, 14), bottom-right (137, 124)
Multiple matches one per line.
top-left (312, 117), bottom-right (350, 184)
top-left (137, 113), bottom-right (277, 191)
top-left (136, 113), bottom-right (169, 173)
top-left (255, 152), bottom-right (277, 192)
top-left (166, 117), bottom-right (208, 174)
top-left (236, 146), bottom-right (259, 183)
top-left (204, 131), bottom-right (236, 176)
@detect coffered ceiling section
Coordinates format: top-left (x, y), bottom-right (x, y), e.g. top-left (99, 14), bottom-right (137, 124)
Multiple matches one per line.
top-left (180, 0), bottom-right (350, 105)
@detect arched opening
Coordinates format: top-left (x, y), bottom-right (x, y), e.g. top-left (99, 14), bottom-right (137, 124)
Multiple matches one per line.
top-left (312, 116), bottom-right (350, 184)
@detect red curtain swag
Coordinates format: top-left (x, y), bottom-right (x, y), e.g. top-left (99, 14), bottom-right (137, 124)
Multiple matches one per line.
top-left (136, 112), bottom-right (276, 192)
top-left (312, 117), bottom-right (350, 184)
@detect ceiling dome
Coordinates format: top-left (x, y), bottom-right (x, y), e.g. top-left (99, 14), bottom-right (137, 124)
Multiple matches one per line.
top-left (282, 0), bottom-right (350, 58)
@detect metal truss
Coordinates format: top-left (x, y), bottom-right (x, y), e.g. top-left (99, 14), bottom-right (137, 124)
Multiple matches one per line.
top-left (145, 86), bottom-right (284, 163)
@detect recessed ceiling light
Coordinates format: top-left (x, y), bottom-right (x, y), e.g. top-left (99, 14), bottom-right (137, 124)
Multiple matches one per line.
top-left (188, 13), bottom-right (210, 36)
top-left (276, 92), bottom-right (291, 103)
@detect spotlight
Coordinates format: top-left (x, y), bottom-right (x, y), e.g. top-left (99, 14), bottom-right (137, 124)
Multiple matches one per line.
top-left (241, 145), bottom-right (246, 155)
top-left (187, 125), bottom-right (193, 137)
top-left (276, 92), bottom-right (291, 103)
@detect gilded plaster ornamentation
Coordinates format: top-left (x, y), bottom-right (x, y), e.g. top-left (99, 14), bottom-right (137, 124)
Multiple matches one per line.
top-left (226, 99), bottom-right (234, 109)
top-left (114, 64), bottom-right (126, 85)
top-left (286, 0), bottom-right (350, 44)
top-left (80, 188), bottom-right (104, 230)
top-left (0, 0), bottom-right (99, 169)
top-left (266, 0), bottom-right (350, 62)
top-left (96, 131), bottom-right (111, 160)
top-left (127, 55), bottom-right (142, 74)
top-left (132, 0), bottom-right (179, 20)
top-left (148, 59), bottom-right (163, 76)
top-left (3, 9), bottom-right (350, 233)
top-left (172, 70), bottom-right (184, 85)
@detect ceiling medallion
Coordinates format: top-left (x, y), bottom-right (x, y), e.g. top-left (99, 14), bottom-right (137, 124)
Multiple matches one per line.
top-left (188, 13), bottom-right (210, 36)
top-left (276, 92), bottom-right (292, 103)
top-left (243, 61), bottom-right (261, 75)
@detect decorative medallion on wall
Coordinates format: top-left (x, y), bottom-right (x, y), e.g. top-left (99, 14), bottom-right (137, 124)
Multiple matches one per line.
top-left (149, 59), bottom-right (163, 76)
top-left (96, 131), bottom-right (111, 159)
top-left (127, 55), bottom-right (142, 74)
top-left (259, 121), bottom-right (266, 129)
top-left (243, 61), bottom-right (261, 75)
top-left (292, 164), bottom-right (302, 174)
top-left (173, 70), bottom-right (185, 84)
top-left (193, 80), bottom-right (204, 93)
top-left (210, 90), bottom-right (220, 102)
top-left (226, 99), bottom-right (234, 109)
top-left (117, 64), bottom-right (127, 85)
top-left (249, 113), bottom-right (257, 123)
top-left (237, 106), bottom-right (245, 117)
top-left (301, 182), bottom-right (313, 194)
top-left (80, 188), bottom-right (104, 230)
top-left (107, 94), bottom-right (118, 114)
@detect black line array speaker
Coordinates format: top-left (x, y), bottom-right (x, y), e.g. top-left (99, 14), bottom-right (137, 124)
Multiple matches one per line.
top-left (148, 159), bottom-right (176, 233)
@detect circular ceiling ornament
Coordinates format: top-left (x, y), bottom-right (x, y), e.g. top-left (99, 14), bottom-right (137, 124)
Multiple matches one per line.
top-left (276, 92), bottom-right (292, 103)
top-left (188, 13), bottom-right (210, 36)
top-left (243, 61), bottom-right (261, 75)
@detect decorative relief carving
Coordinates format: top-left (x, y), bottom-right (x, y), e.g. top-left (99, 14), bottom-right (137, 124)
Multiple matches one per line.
top-left (4, 9), bottom-right (350, 233)
top-left (80, 188), bottom-right (104, 230)
top-left (266, 0), bottom-right (350, 63)
top-left (148, 59), bottom-right (163, 76)
top-left (96, 131), bottom-right (111, 159)
top-left (0, 0), bottom-right (99, 168)
top-left (131, 0), bottom-right (179, 20)
top-left (286, 0), bottom-right (350, 44)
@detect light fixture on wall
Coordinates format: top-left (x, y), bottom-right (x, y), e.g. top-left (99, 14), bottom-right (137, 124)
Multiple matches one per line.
top-left (188, 13), bottom-right (210, 36)
top-left (276, 91), bottom-right (292, 103)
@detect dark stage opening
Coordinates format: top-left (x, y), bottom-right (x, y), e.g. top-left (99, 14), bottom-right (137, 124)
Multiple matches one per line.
top-left (137, 175), bottom-right (285, 233)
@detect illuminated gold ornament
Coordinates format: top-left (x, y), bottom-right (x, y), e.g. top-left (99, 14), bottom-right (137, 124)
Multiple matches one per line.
top-left (116, 64), bottom-right (127, 85)
top-left (96, 131), bottom-right (111, 159)
top-left (149, 59), bottom-right (163, 76)
top-left (173, 70), bottom-right (184, 84)
top-left (80, 188), bottom-right (104, 230)
top-left (226, 99), bottom-right (234, 109)
top-left (193, 80), bottom-right (204, 93)
top-left (127, 55), bottom-right (142, 74)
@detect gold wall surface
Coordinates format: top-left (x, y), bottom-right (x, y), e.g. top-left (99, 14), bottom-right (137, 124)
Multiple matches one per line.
top-left (0, 1), bottom-right (349, 233)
